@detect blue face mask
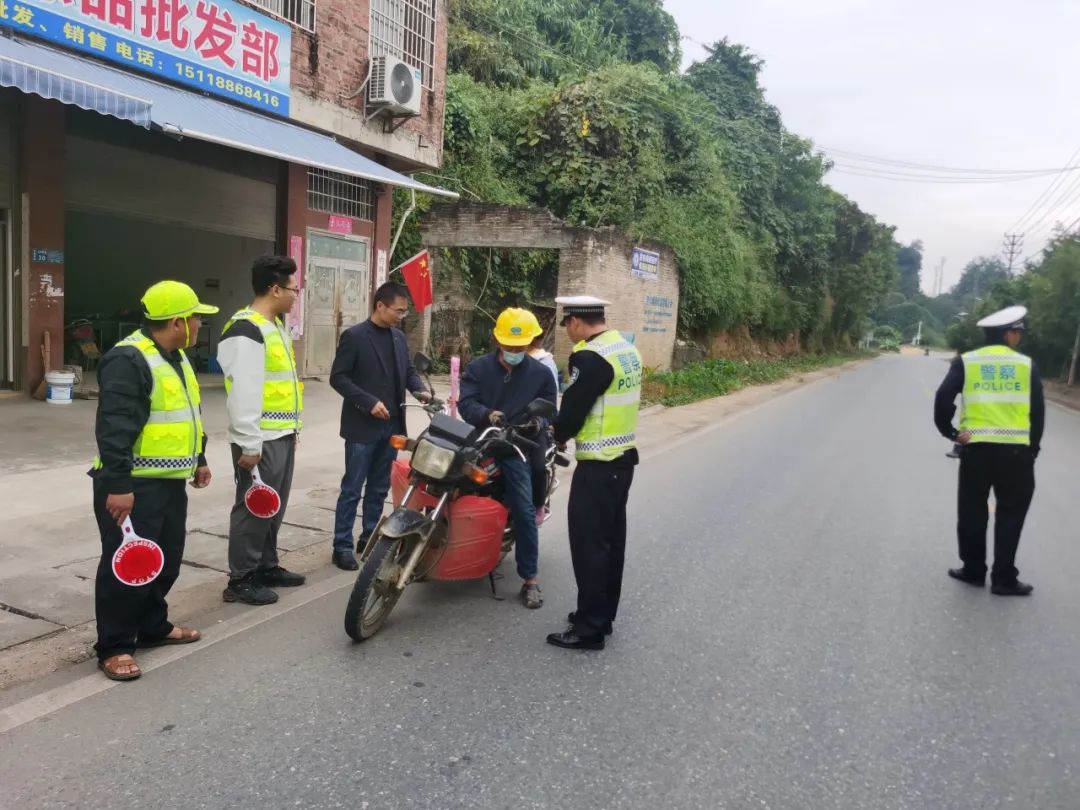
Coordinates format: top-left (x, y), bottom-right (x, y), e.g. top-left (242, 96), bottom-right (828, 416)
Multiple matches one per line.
top-left (502, 350), bottom-right (526, 366)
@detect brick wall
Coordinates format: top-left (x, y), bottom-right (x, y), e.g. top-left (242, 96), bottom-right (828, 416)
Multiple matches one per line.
top-left (241, 0), bottom-right (447, 170)
top-left (414, 204), bottom-right (679, 371)
top-left (554, 230), bottom-right (679, 372)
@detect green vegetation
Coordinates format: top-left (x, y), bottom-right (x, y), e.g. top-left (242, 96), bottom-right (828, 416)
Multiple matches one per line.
top-left (396, 0), bottom-right (903, 355)
top-left (641, 353), bottom-right (866, 407)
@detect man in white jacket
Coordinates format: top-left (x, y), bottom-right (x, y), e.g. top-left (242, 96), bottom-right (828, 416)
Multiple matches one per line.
top-left (217, 256), bottom-right (306, 606)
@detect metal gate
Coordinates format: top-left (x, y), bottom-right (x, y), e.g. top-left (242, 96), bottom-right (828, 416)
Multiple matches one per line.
top-left (303, 230), bottom-right (371, 376)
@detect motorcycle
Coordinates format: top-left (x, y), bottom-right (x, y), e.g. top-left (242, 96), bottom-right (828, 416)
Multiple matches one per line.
top-left (343, 354), bottom-right (568, 642)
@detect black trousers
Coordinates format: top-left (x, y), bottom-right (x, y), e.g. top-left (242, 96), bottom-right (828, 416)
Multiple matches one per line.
top-left (528, 431), bottom-right (549, 509)
top-left (568, 460), bottom-right (635, 637)
top-left (957, 444), bottom-right (1035, 583)
top-left (93, 478), bottom-right (188, 661)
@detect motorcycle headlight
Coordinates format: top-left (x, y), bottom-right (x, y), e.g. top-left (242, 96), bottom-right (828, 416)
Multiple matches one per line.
top-left (410, 439), bottom-right (456, 480)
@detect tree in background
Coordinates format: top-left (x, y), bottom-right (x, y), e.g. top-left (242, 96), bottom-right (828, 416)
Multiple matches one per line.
top-left (896, 241), bottom-right (923, 299)
top-left (401, 1), bottom-right (903, 355)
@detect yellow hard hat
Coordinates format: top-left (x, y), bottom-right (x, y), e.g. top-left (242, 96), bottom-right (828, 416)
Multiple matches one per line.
top-left (522, 310), bottom-right (543, 339)
top-left (141, 280), bottom-right (219, 320)
top-left (493, 307), bottom-right (536, 347)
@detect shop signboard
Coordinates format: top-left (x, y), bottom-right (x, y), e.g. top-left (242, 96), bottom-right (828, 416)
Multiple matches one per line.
top-left (0, 0), bottom-right (292, 115)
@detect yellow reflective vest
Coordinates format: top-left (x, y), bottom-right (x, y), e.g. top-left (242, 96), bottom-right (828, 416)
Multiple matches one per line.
top-left (959, 345), bottom-right (1032, 446)
top-left (572, 330), bottom-right (642, 462)
top-left (222, 309), bottom-right (303, 432)
top-left (95, 331), bottom-right (203, 479)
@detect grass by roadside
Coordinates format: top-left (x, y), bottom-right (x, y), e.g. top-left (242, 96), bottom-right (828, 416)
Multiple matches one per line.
top-left (642, 352), bottom-right (873, 407)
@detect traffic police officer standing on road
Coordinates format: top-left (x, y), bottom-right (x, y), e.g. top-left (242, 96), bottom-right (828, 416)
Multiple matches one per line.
top-left (934, 305), bottom-right (1044, 596)
top-left (548, 296), bottom-right (642, 650)
top-left (91, 281), bottom-right (216, 681)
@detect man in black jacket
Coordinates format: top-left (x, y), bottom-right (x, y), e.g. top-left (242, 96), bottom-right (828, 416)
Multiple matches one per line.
top-left (90, 281), bottom-right (214, 680)
top-left (329, 282), bottom-right (432, 570)
top-left (458, 308), bottom-right (558, 608)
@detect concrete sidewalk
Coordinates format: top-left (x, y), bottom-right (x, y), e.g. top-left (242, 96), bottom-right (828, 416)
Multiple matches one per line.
top-left (0, 360), bottom-right (864, 689)
top-left (0, 378), bottom-right (450, 651)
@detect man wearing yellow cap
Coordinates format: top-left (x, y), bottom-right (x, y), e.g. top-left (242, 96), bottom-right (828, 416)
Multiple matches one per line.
top-left (459, 308), bottom-right (558, 608)
top-left (90, 280), bottom-right (216, 681)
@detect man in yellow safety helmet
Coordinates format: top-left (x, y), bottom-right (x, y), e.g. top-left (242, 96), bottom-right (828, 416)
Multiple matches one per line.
top-left (458, 307), bottom-right (558, 608)
top-left (90, 280), bottom-right (216, 681)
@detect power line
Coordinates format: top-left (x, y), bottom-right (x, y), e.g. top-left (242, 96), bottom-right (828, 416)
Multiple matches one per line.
top-left (828, 165), bottom-right (1064, 185)
top-left (1008, 144), bottom-right (1080, 233)
top-left (819, 145), bottom-right (1080, 176)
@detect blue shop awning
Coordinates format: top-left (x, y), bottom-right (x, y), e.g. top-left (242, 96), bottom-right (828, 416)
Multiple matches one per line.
top-left (0, 36), bottom-right (457, 198)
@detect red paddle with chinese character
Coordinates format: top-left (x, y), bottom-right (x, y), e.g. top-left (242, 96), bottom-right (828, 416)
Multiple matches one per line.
top-left (245, 467), bottom-right (281, 519)
top-left (112, 517), bottom-right (165, 587)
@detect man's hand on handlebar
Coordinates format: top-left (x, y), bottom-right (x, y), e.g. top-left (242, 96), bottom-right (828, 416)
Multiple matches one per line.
top-left (488, 410), bottom-right (505, 426)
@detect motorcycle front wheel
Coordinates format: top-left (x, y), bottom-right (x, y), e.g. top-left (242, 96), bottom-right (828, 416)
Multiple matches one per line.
top-left (344, 536), bottom-right (407, 642)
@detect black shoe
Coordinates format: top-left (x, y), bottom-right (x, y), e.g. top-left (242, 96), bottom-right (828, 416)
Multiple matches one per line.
top-left (546, 630), bottom-right (605, 650)
top-left (223, 574), bottom-right (278, 605)
top-left (355, 534), bottom-right (371, 554)
top-left (333, 550), bottom-right (359, 571)
top-left (567, 611), bottom-right (613, 636)
top-left (258, 566), bottom-right (306, 587)
top-left (948, 568), bottom-right (985, 587)
top-left (991, 579), bottom-right (1034, 596)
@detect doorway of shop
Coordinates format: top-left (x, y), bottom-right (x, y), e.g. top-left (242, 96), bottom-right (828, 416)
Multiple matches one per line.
top-left (302, 230), bottom-right (371, 377)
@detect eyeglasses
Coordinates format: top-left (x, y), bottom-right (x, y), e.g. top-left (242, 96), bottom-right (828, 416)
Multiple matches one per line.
top-left (390, 307), bottom-right (408, 316)
top-left (277, 285), bottom-right (302, 294)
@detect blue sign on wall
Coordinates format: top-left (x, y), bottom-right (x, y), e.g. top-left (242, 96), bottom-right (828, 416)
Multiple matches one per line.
top-left (0, 0), bottom-right (292, 116)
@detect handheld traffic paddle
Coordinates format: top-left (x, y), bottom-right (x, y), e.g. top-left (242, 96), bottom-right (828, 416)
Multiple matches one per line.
top-left (112, 517), bottom-right (165, 587)
top-left (244, 466), bottom-right (280, 519)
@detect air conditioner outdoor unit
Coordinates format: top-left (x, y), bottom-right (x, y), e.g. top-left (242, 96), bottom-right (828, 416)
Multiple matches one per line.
top-left (368, 55), bottom-right (422, 116)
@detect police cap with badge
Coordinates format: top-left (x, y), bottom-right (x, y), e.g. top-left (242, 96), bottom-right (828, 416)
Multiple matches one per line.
top-left (556, 295), bottom-right (610, 325)
top-left (977, 305), bottom-right (1027, 332)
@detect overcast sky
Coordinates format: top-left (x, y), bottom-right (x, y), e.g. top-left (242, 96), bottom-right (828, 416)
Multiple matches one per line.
top-left (665, 0), bottom-right (1078, 293)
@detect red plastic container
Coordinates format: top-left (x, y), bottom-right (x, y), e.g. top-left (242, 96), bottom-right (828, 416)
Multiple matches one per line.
top-left (390, 459), bottom-right (440, 510)
top-left (422, 495), bottom-right (508, 580)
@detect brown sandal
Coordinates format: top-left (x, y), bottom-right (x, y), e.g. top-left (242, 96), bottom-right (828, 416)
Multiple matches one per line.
top-left (139, 626), bottom-right (202, 648)
top-left (98, 654), bottom-right (142, 681)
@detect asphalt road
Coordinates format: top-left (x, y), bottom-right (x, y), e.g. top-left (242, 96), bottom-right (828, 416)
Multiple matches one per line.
top-left (2, 355), bottom-right (1078, 809)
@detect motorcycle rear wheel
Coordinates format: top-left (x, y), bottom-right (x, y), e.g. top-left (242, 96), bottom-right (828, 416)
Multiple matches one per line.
top-left (344, 536), bottom-right (406, 642)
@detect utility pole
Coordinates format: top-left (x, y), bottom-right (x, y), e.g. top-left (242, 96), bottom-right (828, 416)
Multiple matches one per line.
top-left (913, 320), bottom-right (923, 346)
top-left (933, 258), bottom-right (946, 297)
top-left (1003, 233), bottom-right (1024, 275)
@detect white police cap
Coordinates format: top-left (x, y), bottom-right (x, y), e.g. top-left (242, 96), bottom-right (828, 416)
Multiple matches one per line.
top-left (556, 295), bottom-right (610, 323)
top-left (976, 305), bottom-right (1027, 330)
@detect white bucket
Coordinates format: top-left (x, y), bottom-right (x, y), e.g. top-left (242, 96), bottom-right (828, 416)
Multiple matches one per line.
top-left (45, 370), bottom-right (76, 405)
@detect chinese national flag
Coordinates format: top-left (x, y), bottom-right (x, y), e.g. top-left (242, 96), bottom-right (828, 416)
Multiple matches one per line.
top-left (398, 250), bottom-right (433, 312)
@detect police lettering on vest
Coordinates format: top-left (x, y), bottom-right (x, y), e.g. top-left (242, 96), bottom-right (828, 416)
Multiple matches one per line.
top-left (222, 309), bottom-right (304, 432)
top-left (959, 345), bottom-right (1032, 446)
top-left (572, 331), bottom-right (642, 462)
top-left (94, 331), bottom-right (203, 479)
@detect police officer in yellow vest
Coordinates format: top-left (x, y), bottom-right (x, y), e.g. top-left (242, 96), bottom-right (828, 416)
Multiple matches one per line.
top-left (218, 256), bottom-right (306, 606)
top-left (91, 281), bottom-right (216, 681)
top-left (548, 296), bottom-right (642, 650)
top-left (934, 305), bottom-right (1045, 596)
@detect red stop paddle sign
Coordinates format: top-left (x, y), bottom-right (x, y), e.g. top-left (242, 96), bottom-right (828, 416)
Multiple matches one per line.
top-left (245, 467), bottom-right (280, 519)
top-left (112, 517), bottom-right (165, 587)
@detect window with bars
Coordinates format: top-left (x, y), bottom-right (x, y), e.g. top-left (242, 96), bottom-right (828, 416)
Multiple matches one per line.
top-left (307, 169), bottom-right (375, 222)
top-left (246, 0), bottom-right (316, 33)
top-left (370, 0), bottom-right (437, 90)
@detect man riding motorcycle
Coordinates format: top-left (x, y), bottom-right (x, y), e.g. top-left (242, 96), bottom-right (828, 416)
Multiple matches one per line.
top-left (458, 308), bottom-right (558, 609)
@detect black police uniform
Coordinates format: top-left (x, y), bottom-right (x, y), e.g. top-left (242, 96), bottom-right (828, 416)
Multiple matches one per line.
top-left (553, 337), bottom-right (638, 640)
top-left (933, 345), bottom-right (1044, 587)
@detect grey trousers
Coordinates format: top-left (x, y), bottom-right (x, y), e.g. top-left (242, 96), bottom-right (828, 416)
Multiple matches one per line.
top-left (228, 435), bottom-right (296, 578)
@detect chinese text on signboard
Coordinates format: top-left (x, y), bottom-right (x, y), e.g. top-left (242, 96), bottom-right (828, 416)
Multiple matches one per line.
top-left (631, 247), bottom-right (659, 281)
top-left (0, 0), bottom-right (292, 115)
